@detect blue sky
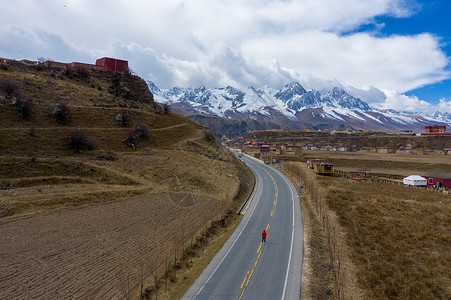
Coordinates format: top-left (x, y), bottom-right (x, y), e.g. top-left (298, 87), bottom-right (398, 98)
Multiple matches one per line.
top-left (375, 0), bottom-right (451, 104)
top-left (0, 0), bottom-right (450, 113)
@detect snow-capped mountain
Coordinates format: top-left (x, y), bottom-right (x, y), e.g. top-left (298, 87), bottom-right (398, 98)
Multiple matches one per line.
top-left (148, 81), bottom-right (451, 137)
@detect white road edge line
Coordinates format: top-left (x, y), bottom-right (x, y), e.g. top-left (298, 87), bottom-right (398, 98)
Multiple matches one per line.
top-left (193, 158), bottom-right (263, 299)
top-left (279, 170), bottom-right (296, 300)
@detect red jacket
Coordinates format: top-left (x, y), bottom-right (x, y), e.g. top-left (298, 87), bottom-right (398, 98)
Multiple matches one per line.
top-left (262, 230), bottom-right (267, 238)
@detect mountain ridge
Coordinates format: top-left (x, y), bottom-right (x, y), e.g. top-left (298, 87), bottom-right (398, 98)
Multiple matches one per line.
top-left (148, 81), bottom-right (451, 137)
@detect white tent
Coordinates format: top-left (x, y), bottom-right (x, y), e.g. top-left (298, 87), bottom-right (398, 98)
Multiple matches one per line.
top-left (403, 175), bottom-right (427, 186)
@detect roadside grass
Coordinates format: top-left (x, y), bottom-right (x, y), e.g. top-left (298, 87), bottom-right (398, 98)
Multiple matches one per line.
top-left (319, 177), bottom-right (451, 299)
top-left (282, 160), bottom-right (450, 299)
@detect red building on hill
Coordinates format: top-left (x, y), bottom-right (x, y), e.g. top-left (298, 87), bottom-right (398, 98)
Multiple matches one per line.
top-left (95, 57), bottom-right (129, 72)
top-left (44, 57), bottom-right (129, 73)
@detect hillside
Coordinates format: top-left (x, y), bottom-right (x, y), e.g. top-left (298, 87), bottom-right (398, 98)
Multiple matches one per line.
top-left (0, 58), bottom-right (254, 299)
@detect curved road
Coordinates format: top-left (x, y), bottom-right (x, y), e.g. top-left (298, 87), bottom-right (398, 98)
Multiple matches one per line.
top-left (182, 153), bottom-right (303, 300)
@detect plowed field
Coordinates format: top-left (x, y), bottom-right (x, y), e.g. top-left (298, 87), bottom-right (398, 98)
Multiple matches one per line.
top-left (0, 192), bottom-right (222, 299)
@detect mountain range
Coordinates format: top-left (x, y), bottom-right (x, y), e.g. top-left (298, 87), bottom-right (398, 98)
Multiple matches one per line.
top-left (148, 81), bottom-right (451, 137)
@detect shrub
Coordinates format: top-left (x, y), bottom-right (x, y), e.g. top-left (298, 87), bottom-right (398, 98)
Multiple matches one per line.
top-left (134, 123), bottom-right (150, 139)
top-left (51, 102), bottom-right (71, 123)
top-left (204, 130), bottom-right (216, 142)
top-left (163, 103), bottom-right (171, 114)
top-left (75, 65), bottom-right (90, 81)
top-left (85, 136), bottom-right (99, 150)
top-left (116, 109), bottom-right (131, 126)
top-left (66, 130), bottom-right (87, 152)
top-left (15, 98), bottom-right (34, 120)
top-left (65, 130), bottom-right (98, 152)
top-left (109, 73), bottom-right (123, 96)
top-left (64, 64), bottom-right (75, 77)
top-left (125, 130), bottom-right (140, 149)
top-left (0, 80), bottom-right (20, 98)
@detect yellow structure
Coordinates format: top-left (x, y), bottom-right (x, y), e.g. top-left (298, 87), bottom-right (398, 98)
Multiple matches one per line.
top-left (314, 163), bottom-right (334, 175)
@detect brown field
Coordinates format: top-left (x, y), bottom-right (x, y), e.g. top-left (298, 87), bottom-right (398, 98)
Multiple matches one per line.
top-left (322, 177), bottom-right (450, 299)
top-left (0, 59), bottom-right (254, 299)
top-left (282, 150), bottom-right (451, 299)
top-left (0, 192), bottom-right (225, 299)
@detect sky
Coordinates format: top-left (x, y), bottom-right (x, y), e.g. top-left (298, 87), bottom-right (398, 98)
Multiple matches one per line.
top-left (1, 0), bottom-right (450, 113)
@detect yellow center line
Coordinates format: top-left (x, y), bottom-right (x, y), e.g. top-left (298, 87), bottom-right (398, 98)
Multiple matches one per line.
top-left (239, 243), bottom-right (264, 300)
top-left (240, 271), bottom-right (249, 289)
top-left (240, 165), bottom-right (279, 300)
top-left (257, 242), bottom-right (262, 253)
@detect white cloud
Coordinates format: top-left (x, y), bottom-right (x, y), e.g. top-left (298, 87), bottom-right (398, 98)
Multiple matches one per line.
top-left (0, 0), bottom-right (449, 111)
top-left (435, 98), bottom-right (451, 113)
top-left (379, 89), bottom-right (451, 114)
top-left (241, 31), bottom-right (449, 92)
top-left (0, 24), bottom-right (93, 63)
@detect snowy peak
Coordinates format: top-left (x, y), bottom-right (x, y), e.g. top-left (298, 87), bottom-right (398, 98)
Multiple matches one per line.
top-left (274, 82), bottom-right (307, 101)
top-left (323, 87), bottom-right (371, 111)
top-left (221, 86), bottom-right (245, 103)
top-left (178, 86), bottom-right (213, 105)
top-left (148, 80), bottom-right (371, 114)
top-left (274, 82), bottom-right (325, 111)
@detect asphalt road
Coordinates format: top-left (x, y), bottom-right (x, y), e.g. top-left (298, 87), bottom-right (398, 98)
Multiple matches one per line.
top-left (182, 153), bottom-right (304, 300)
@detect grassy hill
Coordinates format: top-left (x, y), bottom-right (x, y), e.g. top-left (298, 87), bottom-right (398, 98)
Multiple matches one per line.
top-left (0, 58), bottom-right (253, 219)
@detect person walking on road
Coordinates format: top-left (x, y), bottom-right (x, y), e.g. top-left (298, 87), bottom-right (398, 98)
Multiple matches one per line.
top-left (261, 229), bottom-right (267, 243)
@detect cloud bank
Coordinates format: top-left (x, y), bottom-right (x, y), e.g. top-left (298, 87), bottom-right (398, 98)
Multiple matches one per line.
top-left (0, 0), bottom-right (450, 112)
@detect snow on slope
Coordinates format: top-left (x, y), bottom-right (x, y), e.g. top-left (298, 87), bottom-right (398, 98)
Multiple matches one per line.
top-left (148, 80), bottom-right (451, 130)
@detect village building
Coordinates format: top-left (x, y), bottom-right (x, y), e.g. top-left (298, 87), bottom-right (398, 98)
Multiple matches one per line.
top-left (425, 125), bottom-right (446, 133)
top-left (95, 57), bottom-right (129, 72)
top-left (44, 57), bottom-right (129, 73)
top-left (400, 130), bottom-right (415, 135)
top-left (377, 147), bottom-right (396, 154)
top-left (397, 146), bottom-right (412, 154)
top-left (336, 144), bottom-right (350, 152)
top-left (423, 176), bottom-right (451, 188)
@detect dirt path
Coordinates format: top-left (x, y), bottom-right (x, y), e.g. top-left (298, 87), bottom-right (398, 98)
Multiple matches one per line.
top-left (0, 192), bottom-right (222, 299)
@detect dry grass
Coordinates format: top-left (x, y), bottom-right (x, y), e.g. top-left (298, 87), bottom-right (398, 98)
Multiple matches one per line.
top-left (283, 158), bottom-right (450, 299)
top-left (321, 177), bottom-right (451, 299)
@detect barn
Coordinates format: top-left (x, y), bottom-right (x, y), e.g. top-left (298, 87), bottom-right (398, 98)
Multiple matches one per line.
top-left (403, 175), bottom-right (427, 186)
top-left (423, 176), bottom-right (451, 188)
